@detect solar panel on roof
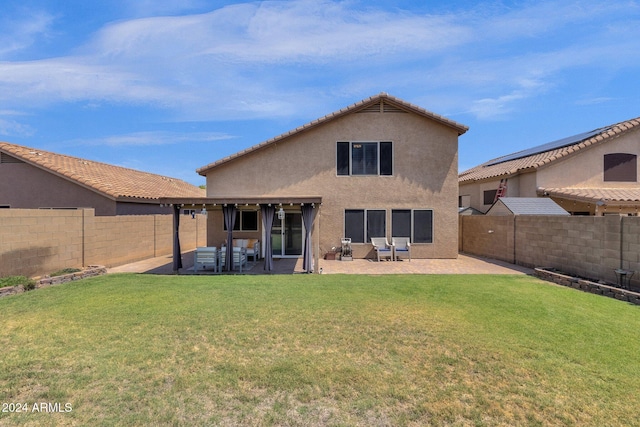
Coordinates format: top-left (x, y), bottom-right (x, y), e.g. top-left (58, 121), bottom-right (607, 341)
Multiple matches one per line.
top-left (485, 126), bottom-right (611, 167)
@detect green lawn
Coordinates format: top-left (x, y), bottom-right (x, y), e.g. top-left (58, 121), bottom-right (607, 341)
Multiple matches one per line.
top-left (0, 273), bottom-right (638, 426)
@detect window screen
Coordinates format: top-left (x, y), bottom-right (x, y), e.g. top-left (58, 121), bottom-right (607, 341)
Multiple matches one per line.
top-left (366, 210), bottom-right (386, 243)
top-left (604, 153), bottom-right (637, 182)
top-left (345, 210), bottom-right (365, 243)
top-left (413, 210), bottom-right (433, 243)
top-left (392, 209), bottom-right (411, 238)
top-left (352, 143), bottom-right (378, 175)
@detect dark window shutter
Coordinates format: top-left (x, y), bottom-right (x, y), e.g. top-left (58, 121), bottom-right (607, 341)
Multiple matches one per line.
top-left (380, 142), bottom-right (393, 175)
top-left (337, 142), bottom-right (350, 175)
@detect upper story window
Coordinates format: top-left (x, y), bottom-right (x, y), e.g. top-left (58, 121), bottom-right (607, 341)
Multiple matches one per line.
top-left (337, 141), bottom-right (393, 176)
top-left (604, 153), bottom-right (637, 182)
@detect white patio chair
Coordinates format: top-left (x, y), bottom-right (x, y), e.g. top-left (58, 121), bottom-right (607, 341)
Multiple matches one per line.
top-left (371, 237), bottom-right (394, 261)
top-left (193, 247), bottom-right (219, 273)
top-left (220, 246), bottom-right (248, 272)
top-left (232, 239), bottom-right (260, 265)
top-left (392, 237), bottom-right (411, 261)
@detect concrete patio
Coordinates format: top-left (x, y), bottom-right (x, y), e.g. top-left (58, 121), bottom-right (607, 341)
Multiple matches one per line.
top-left (108, 251), bottom-right (532, 275)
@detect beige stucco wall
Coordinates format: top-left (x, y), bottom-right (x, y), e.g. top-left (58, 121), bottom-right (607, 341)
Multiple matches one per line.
top-left (0, 161), bottom-right (174, 216)
top-left (0, 209), bottom-right (206, 277)
top-left (537, 128), bottom-right (640, 189)
top-left (0, 162), bottom-right (117, 215)
top-left (204, 110), bottom-right (461, 258)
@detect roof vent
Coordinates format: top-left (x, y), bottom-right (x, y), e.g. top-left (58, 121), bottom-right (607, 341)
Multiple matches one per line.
top-left (357, 100), bottom-right (407, 114)
top-left (0, 153), bottom-right (25, 164)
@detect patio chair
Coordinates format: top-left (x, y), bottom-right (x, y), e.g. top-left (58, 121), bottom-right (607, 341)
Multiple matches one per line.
top-left (220, 246), bottom-right (248, 272)
top-left (371, 237), bottom-right (394, 261)
top-left (193, 247), bottom-right (219, 273)
top-left (232, 239), bottom-right (261, 265)
top-left (392, 237), bottom-right (411, 261)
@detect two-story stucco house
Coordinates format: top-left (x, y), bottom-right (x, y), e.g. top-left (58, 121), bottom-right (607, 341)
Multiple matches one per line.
top-left (161, 93), bottom-right (468, 272)
top-left (459, 116), bottom-right (640, 216)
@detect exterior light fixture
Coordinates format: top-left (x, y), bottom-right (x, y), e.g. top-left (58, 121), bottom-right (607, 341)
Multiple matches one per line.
top-left (278, 207), bottom-right (285, 220)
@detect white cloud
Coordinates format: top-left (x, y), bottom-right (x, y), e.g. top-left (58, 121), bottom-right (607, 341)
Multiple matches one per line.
top-left (0, 10), bottom-right (55, 58)
top-left (0, 109), bottom-right (35, 137)
top-left (0, 0), bottom-right (638, 122)
top-left (0, 118), bottom-right (35, 137)
top-left (575, 97), bottom-right (615, 106)
top-left (71, 131), bottom-right (235, 147)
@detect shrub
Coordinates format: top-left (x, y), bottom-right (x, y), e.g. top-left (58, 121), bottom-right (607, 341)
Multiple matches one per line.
top-left (0, 276), bottom-right (36, 291)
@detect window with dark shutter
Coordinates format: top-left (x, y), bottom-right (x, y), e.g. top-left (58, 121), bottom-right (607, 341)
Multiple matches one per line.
top-left (604, 153), bottom-right (637, 182)
top-left (336, 141), bottom-right (393, 176)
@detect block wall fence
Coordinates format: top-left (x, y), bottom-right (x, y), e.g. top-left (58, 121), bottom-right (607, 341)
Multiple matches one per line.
top-left (459, 215), bottom-right (640, 290)
top-left (0, 209), bottom-right (207, 278)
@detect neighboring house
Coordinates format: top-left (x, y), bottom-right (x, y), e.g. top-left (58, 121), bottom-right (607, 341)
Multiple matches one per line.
top-left (459, 116), bottom-right (640, 215)
top-left (161, 93), bottom-right (468, 270)
top-left (0, 142), bottom-right (204, 215)
top-left (485, 197), bottom-right (569, 216)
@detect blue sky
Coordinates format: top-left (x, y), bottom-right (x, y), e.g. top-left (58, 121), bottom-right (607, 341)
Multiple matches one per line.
top-left (1, 0), bottom-right (639, 186)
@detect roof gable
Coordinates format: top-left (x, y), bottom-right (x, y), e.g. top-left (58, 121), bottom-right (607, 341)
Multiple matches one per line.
top-left (459, 116), bottom-right (640, 183)
top-left (487, 197), bottom-right (569, 215)
top-left (197, 93), bottom-right (468, 175)
top-left (0, 142), bottom-right (204, 201)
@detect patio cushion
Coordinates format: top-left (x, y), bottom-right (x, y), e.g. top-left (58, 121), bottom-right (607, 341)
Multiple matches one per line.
top-left (233, 239), bottom-right (248, 248)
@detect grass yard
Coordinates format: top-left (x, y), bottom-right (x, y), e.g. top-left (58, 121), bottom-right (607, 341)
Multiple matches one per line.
top-left (0, 273), bottom-right (639, 426)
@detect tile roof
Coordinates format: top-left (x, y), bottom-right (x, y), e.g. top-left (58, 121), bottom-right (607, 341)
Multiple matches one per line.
top-left (488, 197), bottom-right (570, 215)
top-left (538, 188), bottom-right (640, 204)
top-left (197, 92), bottom-right (469, 175)
top-left (459, 116), bottom-right (640, 183)
top-left (0, 142), bottom-right (205, 201)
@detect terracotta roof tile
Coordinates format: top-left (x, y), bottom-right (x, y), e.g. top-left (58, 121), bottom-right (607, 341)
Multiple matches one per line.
top-left (0, 142), bottom-right (204, 201)
top-left (459, 116), bottom-right (640, 183)
top-left (539, 188), bottom-right (640, 204)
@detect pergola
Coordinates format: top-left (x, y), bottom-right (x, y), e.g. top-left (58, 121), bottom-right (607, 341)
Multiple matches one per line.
top-left (158, 196), bottom-right (323, 274)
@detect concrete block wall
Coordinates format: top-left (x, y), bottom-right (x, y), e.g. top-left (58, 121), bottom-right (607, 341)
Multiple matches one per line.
top-left (85, 215), bottom-right (157, 267)
top-left (0, 209), bottom-right (207, 278)
top-left (623, 218), bottom-right (640, 276)
top-left (460, 215), bottom-right (640, 289)
top-left (0, 209), bottom-right (84, 277)
top-left (459, 215), bottom-right (514, 263)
